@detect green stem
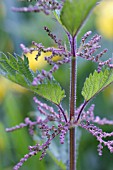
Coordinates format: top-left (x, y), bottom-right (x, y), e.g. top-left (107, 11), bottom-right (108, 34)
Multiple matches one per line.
top-left (69, 35), bottom-right (77, 170)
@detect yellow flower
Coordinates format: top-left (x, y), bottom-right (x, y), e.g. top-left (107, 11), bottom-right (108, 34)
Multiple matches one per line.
top-left (25, 50), bottom-right (61, 71)
top-left (25, 51), bottom-right (48, 71)
top-left (95, 0), bottom-right (113, 39)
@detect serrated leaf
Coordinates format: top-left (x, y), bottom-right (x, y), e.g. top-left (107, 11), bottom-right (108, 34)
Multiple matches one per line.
top-left (7, 53), bottom-right (17, 70)
top-left (0, 52), bottom-right (65, 104)
top-left (0, 60), bottom-right (16, 75)
top-left (16, 54), bottom-right (33, 83)
top-left (82, 69), bottom-right (113, 101)
top-left (60, 0), bottom-right (98, 36)
top-left (33, 82), bottom-right (65, 104)
top-left (0, 52), bottom-right (34, 88)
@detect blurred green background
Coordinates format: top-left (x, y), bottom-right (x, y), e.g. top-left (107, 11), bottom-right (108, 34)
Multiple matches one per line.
top-left (0, 0), bottom-right (113, 170)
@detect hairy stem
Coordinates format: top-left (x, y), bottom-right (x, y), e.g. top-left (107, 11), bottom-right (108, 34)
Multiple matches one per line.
top-left (75, 100), bottom-right (88, 123)
top-left (69, 35), bottom-right (77, 170)
top-left (57, 104), bottom-right (68, 122)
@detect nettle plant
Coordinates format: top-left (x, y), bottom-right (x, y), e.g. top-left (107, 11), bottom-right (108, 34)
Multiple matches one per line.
top-left (1, 0), bottom-right (113, 170)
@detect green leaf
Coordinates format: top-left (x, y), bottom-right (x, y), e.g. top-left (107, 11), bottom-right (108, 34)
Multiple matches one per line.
top-left (0, 52), bottom-right (33, 88)
top-left (53, 11), bottom-right (61, 24)
top-left (0, 52), bottom-right (65, 104)
top-left (7, 52), bottom-right (17, 70)
top-left (60, 0), bottom-right (98, 36)
top-left (33, 81), bottom-right (65, 104)
top-left (82, 69), bottom-right (113, 101)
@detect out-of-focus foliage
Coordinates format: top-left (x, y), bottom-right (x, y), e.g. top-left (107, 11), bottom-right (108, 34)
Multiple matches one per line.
top-left (0, 76), bottom-right (26, 102)
top-left (0, 1), bottom-right (13, 53)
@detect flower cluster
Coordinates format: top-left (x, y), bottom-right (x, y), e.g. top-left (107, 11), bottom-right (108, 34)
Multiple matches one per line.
top-left (77, 31), bottom-right (113, 72)
top-left (6, 96), bottom-right (113, 170)
top-left (20, 27), bottom-right (70, 65)
top-left (80, 122), bottom-right (113, 156)
top-left (44, 26), bottom-right (64, 49)
top-left (6, 27), bottom-right (113, 170)
top-left (76, 104), bottom-right (113, 156)
top-left (81, 104), bottom-right (113, 125)
top-left (20, 26), bottom-right (71, 86)
top-left (12, 0), bottom-right (64, 15)
top-left (6, 96), bottom-right (69, 170)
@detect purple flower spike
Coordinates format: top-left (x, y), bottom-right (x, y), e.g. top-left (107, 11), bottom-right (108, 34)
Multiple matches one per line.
top-left (77, 31), bottom-right (113, 71)
top-left (12, 0), bottom-right (63, 15)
